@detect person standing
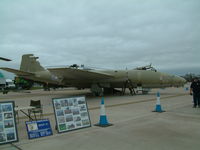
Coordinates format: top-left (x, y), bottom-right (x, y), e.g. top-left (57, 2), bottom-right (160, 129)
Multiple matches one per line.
top-left (190, 78), bottom-right (200, 108)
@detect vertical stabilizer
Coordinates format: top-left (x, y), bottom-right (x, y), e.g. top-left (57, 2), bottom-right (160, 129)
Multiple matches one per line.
top-left (20, 54), bottom-right (45, 73)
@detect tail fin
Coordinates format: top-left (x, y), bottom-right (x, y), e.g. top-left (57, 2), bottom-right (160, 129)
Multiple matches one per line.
top-left (20, 54), bottom-right (45, 73)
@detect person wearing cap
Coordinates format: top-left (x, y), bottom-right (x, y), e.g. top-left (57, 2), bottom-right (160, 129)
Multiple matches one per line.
top-left (190, 78), bottom-right (200, 108)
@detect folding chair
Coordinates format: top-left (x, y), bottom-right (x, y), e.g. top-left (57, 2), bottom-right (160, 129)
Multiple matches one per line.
top-left (28, 100), bottom-right (43, 120)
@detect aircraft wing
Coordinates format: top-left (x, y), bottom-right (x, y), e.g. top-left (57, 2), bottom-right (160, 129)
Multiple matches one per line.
top-left (48, 68), bottom-right (114, 80)
top-left (0, 67), bottom-right (34, 76)
top-left (0, 57), bottom-right (11, 61)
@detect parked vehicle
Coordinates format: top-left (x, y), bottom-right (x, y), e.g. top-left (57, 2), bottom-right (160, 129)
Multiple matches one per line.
top-left (5, 79), bottom-right (15, 89)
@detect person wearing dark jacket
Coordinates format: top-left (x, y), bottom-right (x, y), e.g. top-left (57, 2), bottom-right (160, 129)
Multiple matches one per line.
top-left (190, 78), bottom-right (200, 108)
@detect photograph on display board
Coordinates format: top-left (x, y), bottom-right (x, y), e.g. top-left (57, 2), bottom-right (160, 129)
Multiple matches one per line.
top-left (0, 101), bottom-right (18, 145)
top-left (4, 113), bottom-right (13, 119)
top-left (0, 123), bottom-right (4, 132)
top-left (80, 105), bottom-right (87, 111)
top-left (6, 129), bottom-right (16, 141)
top-left (0, 114), bottom-right (3, 121)
top-left (65, 115), bottom-right (73, 122)
top-left (76, 122), bottom-right (82, 127)
top-left (72, 108), bottom-right (80, 115)
top-left (81, 112), bottom-right (88, 118)
top-left (74, 116), bottom-right (81, 122)
top-left (73, 99), bottom-right (78, 106)
top-left (52, 96), bottom-right (91, 133)
top-left (59, 124), bottom-right (66, 131)
top-left (0, 133), bottom-right (6, 143)
top-left (68, 99), bottom-right (73, 106)
top-left (66, 123), bottom-right (75, 130)
top-left (78, 98), bottom-right (86, 105)
top-left (55, 101), bottom-right (61, 109)
top-left (64, 107), bottom-right (72, 114)
top-left (2, 104), bottom-right (12, 112)
top-left (58, 116), bottom-right (65, 124)
top-left (4, 120), bottom-right (14, 128)
top-left (56, 110), bottom-right (64, 116)
top-left (82, 119), bottom-right (90, 126)
top-left (60, 100), bottom-right (65, 107)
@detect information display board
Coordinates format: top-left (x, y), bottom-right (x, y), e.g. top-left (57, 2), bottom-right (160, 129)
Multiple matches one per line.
top-left (52, 96), bottom-right (91, 133)
top-left (25, 119), bottom-right (53, 139)
top-left (0, 101), bottom-right (18, 145)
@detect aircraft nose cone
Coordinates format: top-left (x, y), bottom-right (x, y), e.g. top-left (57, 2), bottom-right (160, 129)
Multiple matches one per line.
top-left (173, 76), bottom-right (186, 86)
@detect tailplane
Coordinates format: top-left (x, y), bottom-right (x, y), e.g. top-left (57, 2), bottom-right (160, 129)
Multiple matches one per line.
top-left (20, 54), bottom-right (45, 73)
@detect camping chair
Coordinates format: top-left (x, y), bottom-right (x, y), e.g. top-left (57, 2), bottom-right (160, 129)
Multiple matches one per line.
top-left (28, 100), bottom-right (43, 120)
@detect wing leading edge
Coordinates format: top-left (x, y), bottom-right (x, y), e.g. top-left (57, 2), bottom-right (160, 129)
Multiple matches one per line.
top-left (0, 67), bottom-right (34, 76)
top-left (48, 67), bottom-right (114, 80)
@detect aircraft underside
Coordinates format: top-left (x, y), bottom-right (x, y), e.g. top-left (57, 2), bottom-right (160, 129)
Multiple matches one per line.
top-left (16, 76), bottom-right (181, 96)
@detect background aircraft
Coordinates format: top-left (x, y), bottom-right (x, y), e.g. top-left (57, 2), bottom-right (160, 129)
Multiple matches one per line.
top-left (0, 71), bottom-right (6, 93)
top-left (0, 56), bottom-right (13, 93)
top-left (0, 57), bottom-right (11, 61)
top-left (0, 54), bottom-right (186, 96)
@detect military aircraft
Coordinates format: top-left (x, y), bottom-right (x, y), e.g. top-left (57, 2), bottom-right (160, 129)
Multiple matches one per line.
top-left (0, 57), bottom-right (12, 93)
top-left (0, 57), bottom-right (11, 61)
top-left (0, 54), bottom-right (186, 96)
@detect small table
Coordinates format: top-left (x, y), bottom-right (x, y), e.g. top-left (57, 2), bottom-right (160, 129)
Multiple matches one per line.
top-left (15, 106), bottom-right (36, 121)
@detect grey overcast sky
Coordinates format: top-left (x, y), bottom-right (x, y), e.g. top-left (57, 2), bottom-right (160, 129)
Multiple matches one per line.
top-left (0, 0), bottom-right (200, 77)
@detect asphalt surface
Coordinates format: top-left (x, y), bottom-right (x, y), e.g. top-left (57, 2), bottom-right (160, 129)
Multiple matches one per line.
top-left (1, 85), bottom-right (200, 150)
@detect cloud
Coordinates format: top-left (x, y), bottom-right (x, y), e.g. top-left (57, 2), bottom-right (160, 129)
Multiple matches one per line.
top-left (0, 0), bottom-right (200, 76)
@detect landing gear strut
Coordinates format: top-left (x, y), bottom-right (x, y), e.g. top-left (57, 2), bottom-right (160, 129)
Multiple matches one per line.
top-left (122, 79), bottom-right (136, 95)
